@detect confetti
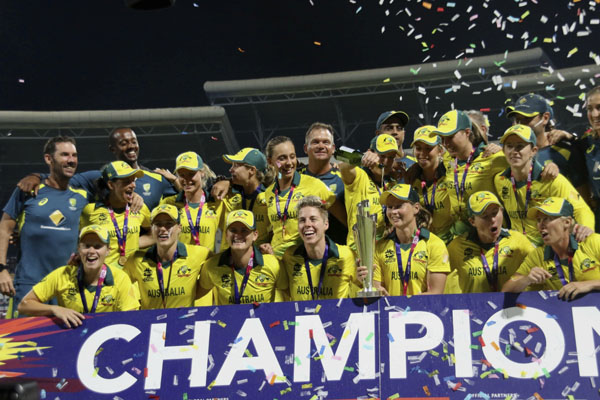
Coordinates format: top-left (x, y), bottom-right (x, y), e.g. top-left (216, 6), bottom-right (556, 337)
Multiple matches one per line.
top-left (313, 41), bottom-right (321, 46)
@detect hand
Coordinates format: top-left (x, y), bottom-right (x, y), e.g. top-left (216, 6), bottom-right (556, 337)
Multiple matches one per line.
top-left (153, 168), bottom-right (177, 183)
top-left (9, 230), bottom-right (19, 246)
top-left (67, 253), bottom-right (81, 267)
top-left (356, 265), bottom-right (368, 283)
top-left (547, 129), bottom-right (573, 145)
top-left (361, 151), bottom-right (380, 169)
top-left (52, 305), bottom-right (85, 328)
top-left (527, 267), bottom-right (552, 285)
top-left (573, 224), bottom-right (593, 242)
top-left (540, 162), bottom-right (559, 181)
top-left (17, 174), bottom-right (42, 197)
top-left (0, 270), bottom-right (15, 297)
top-left (258, 243), bottom-right (274, 255)
top-left (211, 180), bottom-right (231, 200)
top-left (482, 142), bottom-right (501, 158)
top-left (558, 281), bottom-right (597, 301)
top-left (129, 193), bottom-right (145, 213)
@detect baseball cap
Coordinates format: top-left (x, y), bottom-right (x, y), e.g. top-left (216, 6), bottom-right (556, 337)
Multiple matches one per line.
top-left (467, 191), bottom-right (502, 217)
top-left (527, 197), bottom-right (574, 219)
top-left (506, 93), bottom-right (554, 118)
top-left (370, 134), bottom-right (399, 154)
top-left (101, 161), bottom-right (144, 181)
top-left (79, 224), bottom-right (110, 244)
top-left (175, 151), bottom-right (204, 172)
top-left (380, 184), bottom-right (420, 205)
top-left (223, 148), bottom-right (268, 173)
top-left (376, 111), bottom-right (409, 130)
top-left (499, 124), bottom-right (537, 146)
top-left (433, 110), bottom-right (472, 136)
top-left (226, 209), bottom-right (256, 230)
top-left (151, 204), bottom-right (180, 223)
top-left (410, 125), bottom-right (440, 147)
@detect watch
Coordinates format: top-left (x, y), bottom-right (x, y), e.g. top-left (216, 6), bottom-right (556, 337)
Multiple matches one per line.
top-left (0, 264), bottom-right (7, 273)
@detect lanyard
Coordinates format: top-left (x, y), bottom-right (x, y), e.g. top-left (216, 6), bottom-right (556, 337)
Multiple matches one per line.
top-left (509, 164), bottom-right (533, 235)
top-left (242, 188), bottom-right (260, 211)
top-left (453, 148), bottom-right (475, 210)
top-left (108, 204), bottom-right (129, 259)
top-left (79, 264), bottom-right (107, 313)
top-left (156, 249), bottom-right (178, 309)
top-left (304, 244), bottom-right (329, 300)
top-left (479, 242), bottom-right (500, 291)
top-left (553, 253), bottom-right (574, 286)
top-left (395, 229), bottom-right (421, 296)
top-left (231, 251), bottom-right (255, 304)
top-left (421, 178), bottom-right (437, 213)
top-left (275, 184), bottom-right (295, 238)
top-left (184, 194), bottom-right (206, 245)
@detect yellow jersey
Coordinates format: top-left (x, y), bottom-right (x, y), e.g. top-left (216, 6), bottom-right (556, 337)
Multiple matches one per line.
top-left (199, 246), bottom-right (282, 305)
top-left (124, 241), bottom-right (211, 309)
top-left (280, 236), bottom-right (360, 301)
top-left (80, 202), bottom-right (151, 267)
top-left (265, 172), bottom-right (336, 258)
top-left (33, 263), bottom-right (139, 312)
top-left (374, 228), bottom-right (451, 295)
top-left (515, 233), bottom-right (600, 291)
top-left (447, 228), bottom-right (534, 293)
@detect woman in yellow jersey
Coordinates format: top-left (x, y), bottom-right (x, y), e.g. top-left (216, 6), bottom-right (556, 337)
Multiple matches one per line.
top-left (80, 161), bottom-right (152, 268)
top-left (503, 197), bottom-right (600, 299)
top-left (160, 151), bottom-right (223, 253)
top-left (446, 191), bottom-right (534, 294)
top-left (493, 125), bottom-right (595, 247)
top-left (199, 210), bottom-right (283, 305)
top-left (281, 196), bottom-right (359, 301)
top-left (124, 204), bottom-right (211, 309)
top-left (18, 225), bottom-right (139, 328)
top-left (263, 136), bottom-right (336, 258)
top-left (404, 126), bottom-right (454, 244)
top-left (367, 184), bottom-right (450, 296)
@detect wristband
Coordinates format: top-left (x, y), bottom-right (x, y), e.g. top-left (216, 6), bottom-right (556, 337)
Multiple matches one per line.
top-left (0, 264), bottom-right (7, 273)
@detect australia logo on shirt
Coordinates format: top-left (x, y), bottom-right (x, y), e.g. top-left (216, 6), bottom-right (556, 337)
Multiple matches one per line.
top-left (581, 258), bottom-right (596, 272)
top-left (177, 265), bottom-right (191, 277)
top-left (255, 273), bottom-right (271, 287)
top-left (143, 183), bottom-right (152, 196)
top-left (101, 294), bottom-right (115, 306)
top-left (470, 163), bottom-right (484, 174)
top-left (231, 195), bottom-right (241, 204)
top-left (463, 247), bottom-right (474, 262)
top-left (327, 265), bottom-right (342, 277)
top-left (293, 192), bottom-right (305, 201)
top-left (143, 267), bottom-right (153, 282)
top-left (413, 250), bottom-right (428, 264)
top-left (98, 214), bottom-right (108, 224)
top-left (221, 274), bottom-right (232, 288)
top-left (69, 197), bottom-right (77, 211)
top-left (499, 246), bottom-right (513, 257)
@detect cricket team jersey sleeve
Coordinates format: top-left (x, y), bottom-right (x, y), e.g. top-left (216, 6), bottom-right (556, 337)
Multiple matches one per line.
top-left (4, 185), bottom-right (89, 286)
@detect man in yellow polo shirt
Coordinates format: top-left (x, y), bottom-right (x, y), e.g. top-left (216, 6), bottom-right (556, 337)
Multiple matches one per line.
top-left (280, 196), bottom-right (359, 301)
top-left (124, 204), bottom-right (211, 309)
top-left (199, 210), bottom-right (282, 305)
top-left (502, 197), bottom-right (600, 299)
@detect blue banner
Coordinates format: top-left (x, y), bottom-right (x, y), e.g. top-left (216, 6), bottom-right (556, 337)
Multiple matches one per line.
top-left (1, 291), bottom-right (599, 399)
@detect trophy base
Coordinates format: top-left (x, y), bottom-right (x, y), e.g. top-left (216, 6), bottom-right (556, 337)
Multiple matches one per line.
top-left (356, 290), bottom-right (383, 298)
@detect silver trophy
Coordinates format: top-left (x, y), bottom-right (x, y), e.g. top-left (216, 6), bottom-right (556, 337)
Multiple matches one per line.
top-left (354, 200), bottom-right (382, 297)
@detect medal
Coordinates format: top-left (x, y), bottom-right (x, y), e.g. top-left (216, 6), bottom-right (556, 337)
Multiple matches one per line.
top-left (118, 255), bottom-right (128, 266)
top-left (275, 184), bottom-right (295, 239)
top-left (480, 242), bottom-right (500, 291)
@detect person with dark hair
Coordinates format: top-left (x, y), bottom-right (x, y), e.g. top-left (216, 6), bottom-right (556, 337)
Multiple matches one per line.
top-left (580, 86), bottom-right (600, 231)
top-left (80, 161), bottom-right (152, 267)
top-left (17, 127), bottom-right (176, 210)
top-left (0, 136), bottom-right (90, 316)
top-left (374, 111), bottom-right (416, 180)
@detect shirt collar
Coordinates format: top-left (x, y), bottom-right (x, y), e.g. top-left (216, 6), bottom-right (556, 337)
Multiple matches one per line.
top-left (77, 264), bottom-right (115, 292)
top-left (466, 227), bottom-right (510, 249)
top-left (386, 227), bottom-right (431, 243)
top-left (232, 184), bottom-right (265, 196)
top-left (144, 241), bottom-right (188, 262)
top-left (543, 234), bottom-right (579, 260)
top-left (500, 160), bottom-right (544, 180)
top-left (217, 245), bottom-right (265, 267)
top-left (272, 171), bottom-right (301, 194)
top-left (293, 235), bottom-right (340, 259)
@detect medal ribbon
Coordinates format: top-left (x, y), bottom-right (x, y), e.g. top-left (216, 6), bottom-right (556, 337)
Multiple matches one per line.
top-left (304, 244), bottom-right (329, 300)
top-left (453, 148), bottom-right (475, 210)
top-left (479, 242), bottom-right (500, 291)
top-left (156, 249), bottom-right (178, 309)
top-left (79, 263), bottom-right (107, 314)
top-left (275, 185), bottom-right (295, 238)
top-left (395, 229), bottom-right (421, 296)
top-left (231, 251), bottom-right (255, 304)
top-left (242, 188), bottom-right (260, 211)
top-left (184, 194), bottom-right (206, 245)
top-left (108, 204), bottom-right (129, 258)
top-left (554, 252), bottom-right (575, 286)
top-left (509, 163), bottom-right (533, 235)
top-left (421, 178), bottom-right (437, 213)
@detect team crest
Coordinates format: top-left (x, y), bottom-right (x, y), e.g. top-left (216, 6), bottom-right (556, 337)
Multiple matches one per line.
top-left (463, 247), bottom-right (474, 261)
top-left (177, 264), bottom-right (191, 277)
top-left (413, 250), bottom-right (428, 264)
top-left (581, 258), bottom-right (595, 271)
top-left (470, 163), bottom-right (483, 173)
top-left (231, 195), bottom-right (241, 204)
top-left (292, 263), bottom-right (303, 277)
top-left (143, 183), bottom-right (151, 196)
top-left (255, 273), bottom-right (270, 287)
top-left (67, 286), bottom-right (78, 299)
top-left (327, 265), bottom-right (342, 276)
top-left (69, 197), bottom-right (77, 211)
top-left (329, 184), bottom-right (337, 193)
top-left (438, 115), bottom-right (451, 127)
top-left (499, 246), bottom-right (513, 257)
top-left (293, 192), bottom-right (305, 201)
top-left (384, 249), bottom-right (395, 262)
top-left (501, 186), bottom-right (509, 199)
top-left (221, 274), bottom-right (232, 288)
top-left (101, 294), bottom-right (115, 306)
top-left (98, 214), bottom-right (108, 223)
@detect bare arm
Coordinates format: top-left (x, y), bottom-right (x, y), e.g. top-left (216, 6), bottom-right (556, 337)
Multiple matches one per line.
top-left (339, 162), bottom-right (357, 185)
top-left (421, 271), bottom-right (447, 295)
top-left (18, 290), bottom-right (84, 328)
top-left (138, 233), bottom-right (155, 249)
top-left (558, 280), bottom-right (600, 301)
top-left (501, 268), bottom-right (552, 293)
top-left (0, 213), bottom-right (16, 296)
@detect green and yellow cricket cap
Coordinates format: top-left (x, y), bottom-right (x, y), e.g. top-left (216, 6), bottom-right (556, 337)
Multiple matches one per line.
top-left (376, 110), bottom-right (409, 130)
top-left (380, 184), bottom-right (420, 204)
top-left (369, 134), bottom-right (399, 154)
top-left (410, 125), bottom-right (440, 147)
top-left (467, 191), bottom-right (502, 217)
top-left (226, 209), bottom-right (256, 230)
top-left (175, 151), bottom-right (204, 172)
top-left (433, 110), bottom-right (472, 136)
top-left (101, 161), bottom-right (144, 181)
top-left (79, 224), bottom-right (110, 244)
top-left (506, 93), bottom-right (554, 118)
top-left (223, 148), bottom-right (268, 173)
top-left (527, 197), bottom-right (574, 219)
top-left (150, 204), bottom-right (180, 223)
top-left (499, 124), bottom-right (537, 146)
